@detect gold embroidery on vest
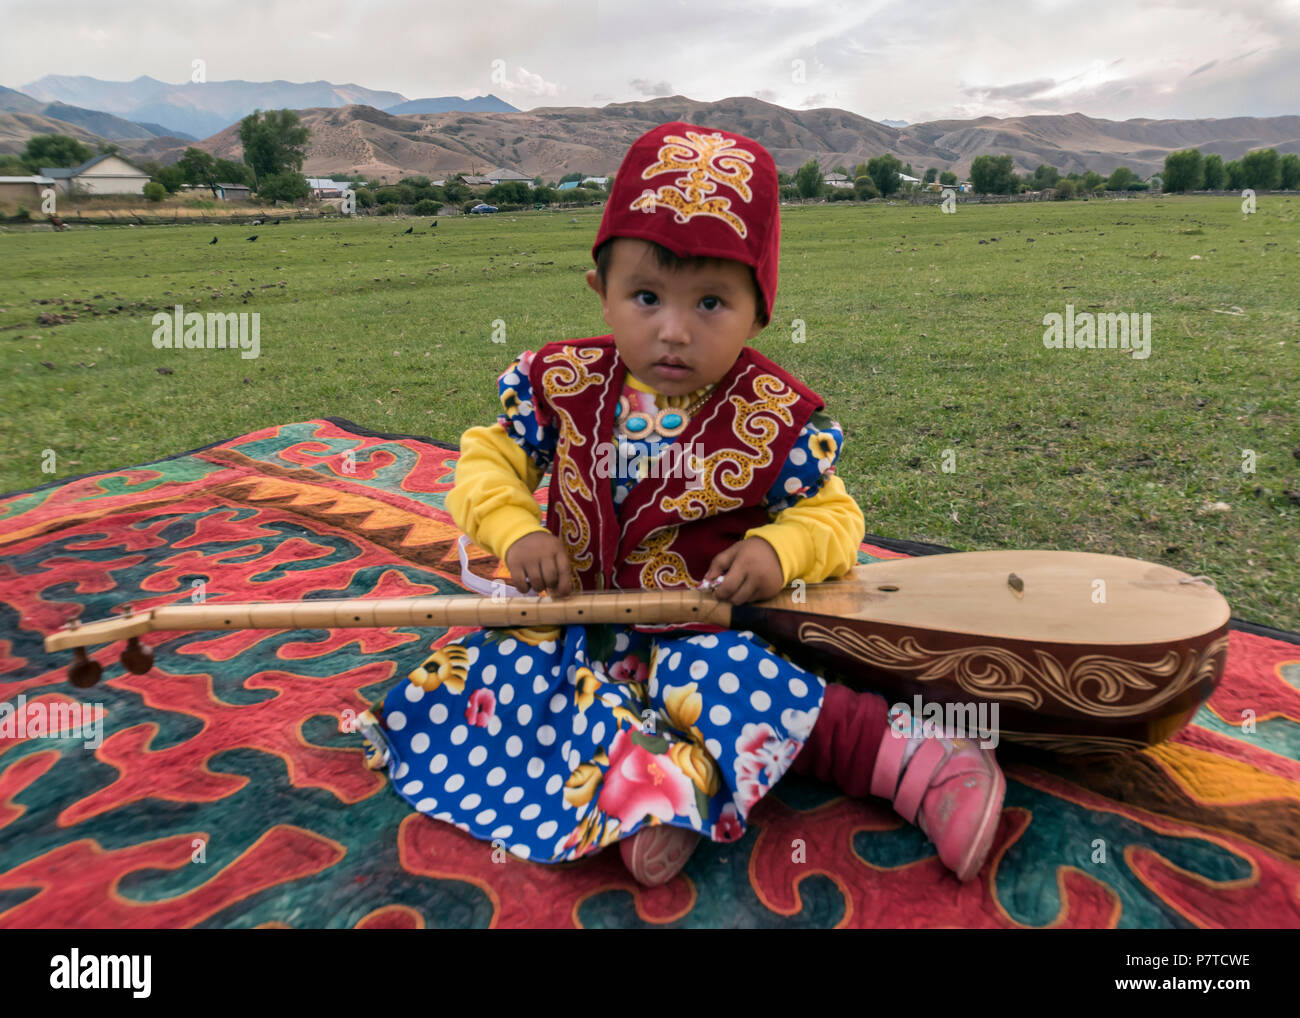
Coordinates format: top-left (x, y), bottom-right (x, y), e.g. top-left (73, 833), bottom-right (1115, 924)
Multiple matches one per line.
top-left (631, 130), bottom-right (756, 239)
top-left (626, 526), bottom-right (698, 589)
top-left (660, 374), bottom-right (798, 520)
top-left (539, 346), bottom-right (606, 578)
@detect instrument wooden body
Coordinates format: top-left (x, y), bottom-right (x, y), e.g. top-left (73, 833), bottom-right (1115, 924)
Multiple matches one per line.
top-left (44, 550), bottom-right (1231, 755)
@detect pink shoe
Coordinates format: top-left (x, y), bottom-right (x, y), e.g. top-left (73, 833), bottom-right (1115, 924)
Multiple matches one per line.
top-left (870, 726), bottom-right (1005, 882)
top-left (619, 824), bottom-right (700, 886)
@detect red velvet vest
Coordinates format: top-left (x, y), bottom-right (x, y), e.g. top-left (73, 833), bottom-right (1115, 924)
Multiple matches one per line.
top-left (526, 335), bottom-right (824, 595)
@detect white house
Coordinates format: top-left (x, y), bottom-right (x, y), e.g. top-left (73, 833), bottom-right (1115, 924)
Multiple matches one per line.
top-left (306, 178), bottom-right (348, 197)
top-left (39, 153), bottom-right (151, 196)
top-left (485, 167), bottom-right (533, 185)
top-left (823, 172), bottom-right (853, 189)
top-left (898, 173), bottom-right (922, 185)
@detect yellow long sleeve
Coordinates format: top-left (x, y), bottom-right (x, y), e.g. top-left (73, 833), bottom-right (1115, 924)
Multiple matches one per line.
top-left (744, 474), bottom-right (866, 585)
top-left (445, 424), bottom-right (549, 561)
top-left (448, 421), bottom-right (867, 587)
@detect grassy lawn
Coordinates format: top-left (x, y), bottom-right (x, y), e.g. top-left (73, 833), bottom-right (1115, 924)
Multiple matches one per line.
top-left (1, 196), bottom-right (1296, 629)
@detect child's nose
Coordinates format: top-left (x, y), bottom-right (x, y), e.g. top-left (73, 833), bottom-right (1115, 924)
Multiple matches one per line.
top-left (656, 308), bottom-right (691, 344)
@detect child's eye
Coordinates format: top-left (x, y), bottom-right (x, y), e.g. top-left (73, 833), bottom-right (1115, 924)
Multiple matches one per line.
top-left (634, 290), bottom-right (657, 306)
top-left (700, 296), bottom-right (722, 311)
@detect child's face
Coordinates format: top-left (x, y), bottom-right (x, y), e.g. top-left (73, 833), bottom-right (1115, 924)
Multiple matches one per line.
top-left (586, 238), bottom-right (765, 396)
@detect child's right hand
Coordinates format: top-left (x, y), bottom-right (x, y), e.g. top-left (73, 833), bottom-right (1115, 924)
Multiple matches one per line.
top-left (504, 531), bottom-right (574, 598)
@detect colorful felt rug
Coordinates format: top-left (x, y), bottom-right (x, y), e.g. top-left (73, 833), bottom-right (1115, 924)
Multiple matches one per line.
top-left (1, 417), bottom-right (1297, 928)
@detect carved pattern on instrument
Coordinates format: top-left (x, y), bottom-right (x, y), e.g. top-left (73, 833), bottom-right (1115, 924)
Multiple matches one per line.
top-left (539, 346), bottom-right (606, 579)
top-left (797, 625), bottom-right (1230, 718)
top-left (627, 526), bottom-right (698, 589)
top-left (995, 731), bottom-right (1151, 755)
top-left (660, 375), bottom-right (797, 520)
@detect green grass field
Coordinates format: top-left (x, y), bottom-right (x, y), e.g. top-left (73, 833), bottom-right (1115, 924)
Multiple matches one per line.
top-left (2, 196), bottom-right (1297, 629)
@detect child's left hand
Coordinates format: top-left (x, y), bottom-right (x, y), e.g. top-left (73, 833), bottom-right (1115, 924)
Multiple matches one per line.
top-left (702, 538), bottom-right (785, 604)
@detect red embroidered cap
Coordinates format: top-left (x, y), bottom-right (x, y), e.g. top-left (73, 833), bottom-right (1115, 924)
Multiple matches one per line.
top-left (591, 121), bottom-right (781, 323)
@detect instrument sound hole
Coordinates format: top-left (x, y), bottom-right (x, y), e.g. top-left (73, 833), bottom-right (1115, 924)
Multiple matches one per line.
top-left (877, 585), bottom-right (899, 592)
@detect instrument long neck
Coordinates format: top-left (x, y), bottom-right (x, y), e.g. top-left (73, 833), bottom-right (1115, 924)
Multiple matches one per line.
top-left (46, 589), bottom-right (736, 652)
top-left (156, 589), bottom-right (734, 631)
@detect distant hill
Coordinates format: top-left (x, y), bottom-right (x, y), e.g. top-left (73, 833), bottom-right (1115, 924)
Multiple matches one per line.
top-left (880, 119), bottom-right (909, 128)
top-left (196, 94), bottom-right (1300, 182)
top-left (19, 74), bottom-right (407, 139)
top-left (384, 94), bottom-right (518, 115)
top-left (0, 110), bottom-right (103, 155)
top-left (900, 111), bottom-right (1300, 178)
top-left (0, 86), bottom-right (192, 142)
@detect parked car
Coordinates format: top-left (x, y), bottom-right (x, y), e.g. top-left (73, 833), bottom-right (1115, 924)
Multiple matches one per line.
top-left (468, 203), bottom-right (498, 214)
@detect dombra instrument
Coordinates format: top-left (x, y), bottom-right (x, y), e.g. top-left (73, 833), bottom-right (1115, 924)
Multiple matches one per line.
top-left (44, 550), bottom-right (1231, 756)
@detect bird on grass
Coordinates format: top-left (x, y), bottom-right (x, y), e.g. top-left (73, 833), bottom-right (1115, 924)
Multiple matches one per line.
top-left (209, 236), bottom-right (218, 245)
top-left (432, 220), bottom-right (438, 228)
top-left (403, 226), bottom-right (414, 234)
top-left (248, 235), bottom-right (258, 242)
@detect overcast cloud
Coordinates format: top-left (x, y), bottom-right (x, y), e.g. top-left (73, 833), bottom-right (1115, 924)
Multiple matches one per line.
top-left (1, 0), bottom-right (1296, 121)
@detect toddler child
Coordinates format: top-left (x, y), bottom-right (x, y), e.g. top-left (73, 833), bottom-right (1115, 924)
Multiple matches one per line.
top-left (357, 121), bottom-right (1005, 886)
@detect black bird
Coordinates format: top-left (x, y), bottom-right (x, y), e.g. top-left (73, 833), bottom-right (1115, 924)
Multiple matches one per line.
top-left (209, 236), bottom-right (218, 245)
top-left (432, 220), bottom-right (437, 227)
top-left (247, 235), bottom-right (258, 242)
top-left (403, 226), bottom-right (413, 234)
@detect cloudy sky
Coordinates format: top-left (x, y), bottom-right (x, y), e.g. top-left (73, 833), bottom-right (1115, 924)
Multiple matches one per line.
top-left (2, 0), bottom-right (1297, 122)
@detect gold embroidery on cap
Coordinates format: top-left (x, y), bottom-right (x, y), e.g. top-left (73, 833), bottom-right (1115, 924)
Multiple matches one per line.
top-left (631, 130), bottom-right (755, 238)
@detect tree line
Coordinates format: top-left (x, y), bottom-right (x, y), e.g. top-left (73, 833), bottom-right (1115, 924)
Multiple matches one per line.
top-left (781, 154), bottom-right (1161, 200)
top-left (1161, 147), bottom-right (1299, 192)
top-left (341, 170), bottom-right (612, 215)
top-left (781, 145), bottom-right (1299, 203)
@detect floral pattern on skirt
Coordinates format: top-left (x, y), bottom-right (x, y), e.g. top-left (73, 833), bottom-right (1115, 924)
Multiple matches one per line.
top-left (375, 622), bottom-right (827, 863)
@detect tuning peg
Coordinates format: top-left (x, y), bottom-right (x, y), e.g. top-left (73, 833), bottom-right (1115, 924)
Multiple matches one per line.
top-left (120, 636), bottom-right (154, 675)
top-left (69, 647), bottom-right (102, 688)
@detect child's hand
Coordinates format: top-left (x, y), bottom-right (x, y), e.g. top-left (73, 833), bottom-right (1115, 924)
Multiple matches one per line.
top-left (702, 538), bottom-right (784, 604)
top-left (504, 531), bottom-right (574, 598)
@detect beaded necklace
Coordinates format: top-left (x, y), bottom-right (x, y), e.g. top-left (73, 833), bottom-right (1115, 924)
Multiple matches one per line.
top-left (614, 382), bottom-right (715, 440)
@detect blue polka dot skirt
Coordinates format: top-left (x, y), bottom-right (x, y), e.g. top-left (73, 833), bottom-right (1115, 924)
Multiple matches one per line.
top-left (372, 623), bottom-right (827, 863)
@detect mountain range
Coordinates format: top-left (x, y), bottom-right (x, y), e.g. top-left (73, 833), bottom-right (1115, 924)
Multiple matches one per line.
top-left (17, 75), bottom-right (521, 139)
top-left (1, 76), bottom-right (1296, 183)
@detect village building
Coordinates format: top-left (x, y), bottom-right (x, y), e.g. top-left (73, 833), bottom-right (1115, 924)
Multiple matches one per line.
top-left (38, 153), bottom-right (151, 195)
top-left (484, 167), bottom-right (533, 185)
top-left (0, 174), bottom-right (55, 207)
top-left (306, 177), bottom-right (348, 197)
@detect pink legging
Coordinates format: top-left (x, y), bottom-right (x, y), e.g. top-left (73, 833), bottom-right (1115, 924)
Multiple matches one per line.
top-left (789, 682), bottom-right (891, 798)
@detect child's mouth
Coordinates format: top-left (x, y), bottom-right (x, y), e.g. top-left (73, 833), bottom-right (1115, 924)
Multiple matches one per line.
top-left (654, 359), bottom-right (692, 379)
